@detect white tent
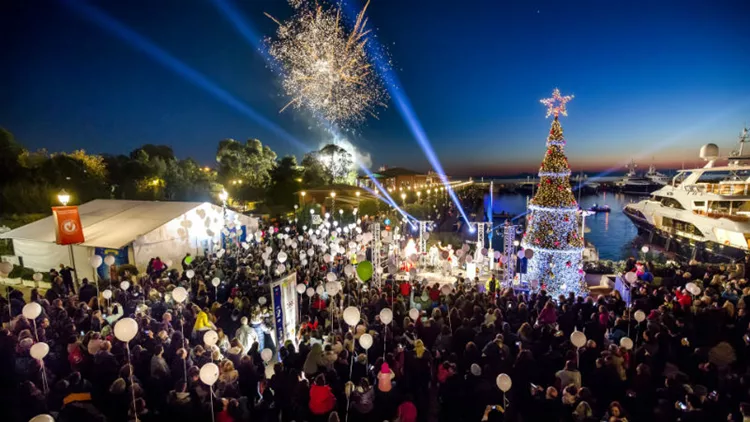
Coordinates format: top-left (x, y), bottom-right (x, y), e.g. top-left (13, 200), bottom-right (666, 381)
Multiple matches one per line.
top-left (0, 199), bottom-right (258, 282)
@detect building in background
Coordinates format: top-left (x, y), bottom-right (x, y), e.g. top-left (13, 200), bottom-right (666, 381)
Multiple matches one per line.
top-left (357, 167), bottom-right (446, 192)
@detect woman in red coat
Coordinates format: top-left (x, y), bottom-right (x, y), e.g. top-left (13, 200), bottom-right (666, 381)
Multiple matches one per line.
top-left (309, 374), bottom-right (336, 418)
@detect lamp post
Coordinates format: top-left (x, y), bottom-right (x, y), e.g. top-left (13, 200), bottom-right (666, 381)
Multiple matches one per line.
top-left (330, 191), bottom-right (336, 216)
top-left (401, 192), bottom-right (406, 207)
top-left (417, 191), bottom-right (421, 204)
top-left (294, 204), bottom-right (299, 221)
top-left (355, 190), bottom-right (361, 209)
top-left (338, 208), bottom-right (343, 226)
top-left (57, 189), bottom-right (79, 292)
top-left (300, 191), bottom-right (306, 206)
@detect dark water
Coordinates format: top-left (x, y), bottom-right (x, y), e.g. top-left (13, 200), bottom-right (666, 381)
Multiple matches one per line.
top-left (485, 192), bottom-right (643, 260)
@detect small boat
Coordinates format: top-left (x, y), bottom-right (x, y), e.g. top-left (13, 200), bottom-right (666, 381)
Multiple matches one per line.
top-left (588, 204), bottom-right (611, 213)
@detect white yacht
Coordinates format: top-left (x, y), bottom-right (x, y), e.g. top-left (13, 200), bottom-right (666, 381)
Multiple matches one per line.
top-left (616, 160), bottom-right (669, 195)
top-left (624, 128), bottom-right (750, 262)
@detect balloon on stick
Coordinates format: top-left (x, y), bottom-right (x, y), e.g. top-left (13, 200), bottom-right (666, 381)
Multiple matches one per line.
top-left (261, 348), bottom-right (273, 362)
top-left (89, 255), bottom-right (103, 268)
top-left (620, 337), bottom-right (634, 350)
top-left (496, 373), bottom-right (512, 392)
top-left (22, 302), bottom-right (42, 320)
top-left (343, 306), bottom-right (361, 326)
top-left (203, 330), bottom-right (218, 347)
top-left (114, 318), bottom-right (138, 342)
top-left (379, 308), bottom-right (393, 324)
top-left (408, 308), bottom-right (419, 321)
top-left (172, 287), bottom-right (188, 303)
top-left (359, 333), bottom-right (373, 350)
top-left (199, 362), bottom-right (219, 385)
top-left (30, 342), bottom-right (49, 360)
top-left (570, 331), bottom-right (587, 348)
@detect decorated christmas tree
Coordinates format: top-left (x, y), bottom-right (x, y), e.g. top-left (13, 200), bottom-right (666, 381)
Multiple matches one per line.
top-left (521, 89), bottom-right (586, 296)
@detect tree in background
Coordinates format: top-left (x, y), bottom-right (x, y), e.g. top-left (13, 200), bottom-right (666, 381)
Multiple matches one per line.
top-left (521, 89), bottom-right (585, 296)
top-left (309, 144), bottom-right (355, 185)
top-left (267, 155), bottom-right (303, 208)
top-left (216, 138), bottom-right (277, 201)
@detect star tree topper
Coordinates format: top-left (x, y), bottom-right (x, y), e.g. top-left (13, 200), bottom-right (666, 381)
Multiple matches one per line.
top-left (540, 88), bottom-right (574, 118)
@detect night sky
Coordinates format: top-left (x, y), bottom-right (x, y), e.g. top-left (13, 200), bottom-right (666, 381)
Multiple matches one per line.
top-left (2, 0), bottom-right (750, 176)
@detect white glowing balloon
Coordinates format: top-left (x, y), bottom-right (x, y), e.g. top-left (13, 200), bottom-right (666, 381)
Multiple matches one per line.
top-left (172, 287), bottom-right (188, 303)
top-left (102, 289), bottom-right (113, 299)
top-left (634, 310), bottom-right (646, 323)
top-left (186, 269), bottom-right (195, 279)
top-left (104, 255), bottom-right (116, 266)
top-left (89, 255), bottom-right (103, 268)
top-left (517, 250), bottom-right (525, 259)
top-left (301, 259), bottom-right (308, 266)
top-left (211, 277), bottom-right (220, 287)
top-left (343, 306), bottom-right (361, 326)
top-left (570, 330), bottom-right (587, 348)
top-left (241, 242), bottom-right (249, 250)
top-left (114, 318), bottom-right (138, 342)
top-left (203, 330), bottom-right (218, 347)
top-left (620, 337), bottom-right (634, 350)
top-left (264, 259), bottom-right (272, 267)
top-left (441, 284), bottom-right (452, 295)
top-left (277, 251), bottom-right (288, 263)
top-left (686, 282), bottom-right (701, 296)
top-left (199, 362), bottom-right (220, 386)
top-left (408, 308), bottom-right (419, 321)
top-left (261, 348), bottom-right (273, 362)
top-left (120, 281), bottom-right (130, 291)
top-left (496, 373), bottom-right (512, 392)
top-left (307, 248), bottom-right (314, 256)
top-left (624, 271), bottom-right (637, 283)
top-left (22, 302), bottom-right (42, 320)
top-left (324, 254), bottom-right (332, 263)
top-left (32, 273), bottom-right (43, 282)
top-left (315, 285), bottom-right (324, 295)
top-left (296, 283), bottom-right (307, 294)
top-left (325, 281), bottom-right (339, 296)
top-left (30, 342), bottom-right (49, 360)
top-left (258, 296), bottom-right (267, 305)
top-left (306, 287), bottom-right (315, 297)
top-left (277, 264), bottom-right (286, 274)
top-left (359, 333), bottom-right (373, 350)
top-left (326, 272), bottom-right (337, 282)
top-left (380, 308), bottom-right (393, 324)
top-left (29, 415), bottom-right (55, 422)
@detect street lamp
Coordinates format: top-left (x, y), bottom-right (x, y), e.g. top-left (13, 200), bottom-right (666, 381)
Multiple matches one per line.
top-left (56, 189), bottom-right (79, 292)
top-left (417, 191), bottom-right (421, 203)
top-left (57, 189), bottom-right (70, 206)
top-left (294, 204), bottom-right (299, 221)
top-left (300, 190), bottom-right (306, 205)
top-left (338, 208), bottom-right (343, 225)
top-left (330, 191), bottom-right (336, 215)
top-left (219, 189), bottom-right (228, 205)
top-left (401, 192), bottom-right (407, 207)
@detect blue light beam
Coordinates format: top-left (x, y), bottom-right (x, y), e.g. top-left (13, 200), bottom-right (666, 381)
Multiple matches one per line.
top-left (342, 1), bottom-right (473, 227)
top-left (62, 0), bottom-right (307, 152)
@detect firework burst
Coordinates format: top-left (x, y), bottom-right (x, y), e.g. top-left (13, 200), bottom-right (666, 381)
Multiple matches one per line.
top-left (265, 0), bottom-right (389, 125)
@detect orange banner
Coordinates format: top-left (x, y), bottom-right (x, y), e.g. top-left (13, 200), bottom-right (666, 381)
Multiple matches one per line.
top-left (53, 206), bottom-right (85, 245)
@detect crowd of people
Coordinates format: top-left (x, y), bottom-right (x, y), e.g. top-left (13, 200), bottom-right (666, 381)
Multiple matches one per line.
top-left (2, 220), bottom-right (750, 422)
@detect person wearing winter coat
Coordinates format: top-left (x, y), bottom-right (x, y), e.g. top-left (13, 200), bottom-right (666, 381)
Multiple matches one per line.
top-left (309, 374), bottom-right (336, 417)
top-left (303, 343), bottom-right (328, 377)
top-left (351, 378), bottom-right (375, 419)
top-left (234, 317), bottom-right (259, 353)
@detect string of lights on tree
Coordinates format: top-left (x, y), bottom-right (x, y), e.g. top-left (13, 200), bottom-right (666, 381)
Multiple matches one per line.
top-left (521, 89), bottom-right (586, 296)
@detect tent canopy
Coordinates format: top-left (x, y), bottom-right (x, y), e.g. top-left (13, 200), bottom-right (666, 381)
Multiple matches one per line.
top-left (1, 199), bottom-right (215, 249)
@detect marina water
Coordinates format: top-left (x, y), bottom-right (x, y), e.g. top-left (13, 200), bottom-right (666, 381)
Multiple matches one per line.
top-left (486, 192), bottom-right (643, 260)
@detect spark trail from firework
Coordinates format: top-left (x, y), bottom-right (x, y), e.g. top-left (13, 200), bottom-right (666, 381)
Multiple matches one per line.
top-left (265, 0), bottom-right (389, 126)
